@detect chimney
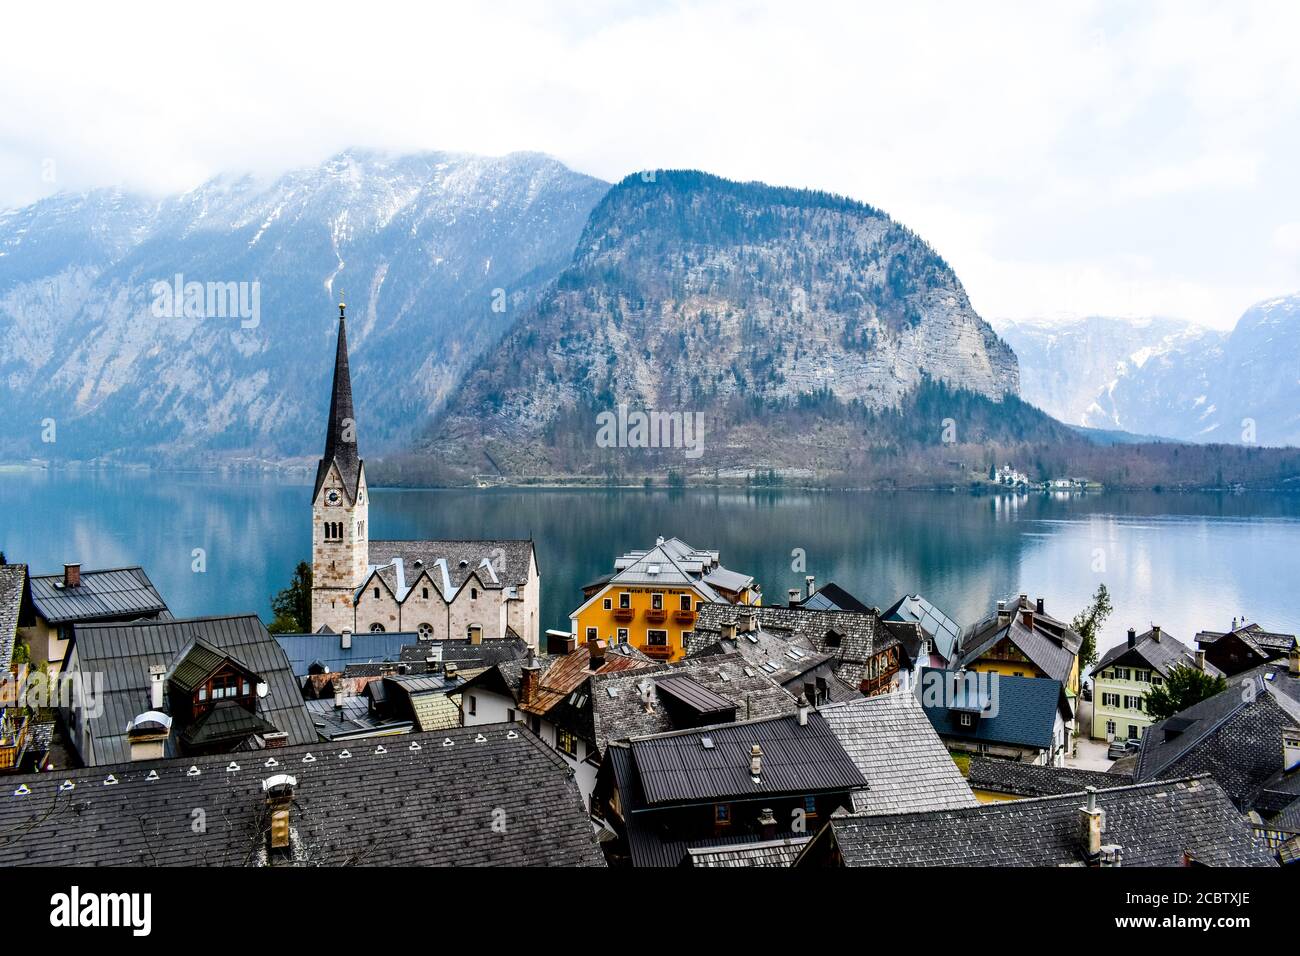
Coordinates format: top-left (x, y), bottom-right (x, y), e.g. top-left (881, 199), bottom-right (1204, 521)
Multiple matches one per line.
top-left (1127, 627), bottom-right (1137, 649)
top-left (63, 563), bottom-right (81, 588)
top-left (1284, 727), bottom-right (1300, 773)
top-left (1036, 597), bottom-right (1045, 615)
top-left (125, 711), bottom-right (171, 762)
top-left (796, 692), bottom-right (810, 726)
top-left (443, 662), bottom-right (458, 681)
top-left (1195, 649), bottom-right (1206, 671)
top-left (638, 679), bottom-right (655, 714)
top-left (787, 588), bottom-right (802, 607)
top-left (148, 664), bottom-right (166, 710)
top-left (1288, 643), bottom-right (1299, 678)
top-left (1099, 845), bottom-right (1123, 867)
top-left (805, 575), bottom-right (816, 597)
top-left (587, 637), bottom-right (606, 670)
top-left (340, 629), bottom-right (352, 650)
top-left (519, 652), bottom-right (541, 706)
top-left (1151, 625), bottom-right (1162, 642)
top-left (738, 608), bottom-right (756, 634)
top-left (1078, 787), bottom-right (1105, 862)
top-left (721, 618), bottom-right (738, 641)
top-left (333, 686), bottom-right (345, 712)
top-left (749, 744), bottom-right (763, 779)
top-left (1021, 608), bottom-right (1035, 629)
top-left (263, 730), bottom-right (289, 749)
top-left (262, 774), bottom-right (297, 851)
top-left (996, 600), bottom-right (1010, 626)
top-left (758, 807), bottom-right (778, 841)
top-left (469, 624), bottom-right (483, 646)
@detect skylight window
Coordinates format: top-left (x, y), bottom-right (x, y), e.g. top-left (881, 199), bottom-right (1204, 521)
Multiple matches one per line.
top-left (701, 737), bottom-right (714, 749)
top-left (607, 686), bottom-right (620, 698)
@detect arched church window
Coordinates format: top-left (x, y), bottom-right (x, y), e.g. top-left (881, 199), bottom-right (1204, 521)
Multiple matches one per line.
top-left (373, 587), bottom-right (380, 599)
top-left (422, 587), bottom-right (429, 599)
top-left (369, 623), bottom-right (386, 633)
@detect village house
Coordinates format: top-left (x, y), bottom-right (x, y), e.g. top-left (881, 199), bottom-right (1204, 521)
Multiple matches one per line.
top-left (788, 578), bottom-right (871, 613)
top-left (570, 536), bottom-right (760, 663)
top-left (953, 594), bottom-right (1083, 702)
top-left (60, 614), bottom-right (316, 765)
top-left (309, 299), bottom-right (541, 647)
top-left (686, 620), bottom-right (860, 705)
top-left (796, 776), bottom-right (1276, 867)
top-left (0, 723), bottom-right (604, 867)
top-left (1131, 649), bottom-right (1300, 857)
top-left (1089, 625), bottom-right (1221, 742)
top-left (919, 667), bottom-right (1073, 766)
top-left (456, 636), bottom-right (659, 802)
top-left (1194, 619), bottom-right (1297, 677)
top-left (883, 593), bottom-right (962, 666)
top-left (692, 601), bottom-right (921, 697)
top-left (593, 703), bottom-right (866, 866)
top-left (303, 670), bottom-right (465, 741)
top-left (21, 563), bottom-right (169, 674)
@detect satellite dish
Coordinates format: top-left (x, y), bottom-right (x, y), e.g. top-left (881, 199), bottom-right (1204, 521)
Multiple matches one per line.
top-left (256, 682), bottom-right (269, 699)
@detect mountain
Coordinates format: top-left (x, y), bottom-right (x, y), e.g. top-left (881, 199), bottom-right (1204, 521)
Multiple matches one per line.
top-left (0, 149), bottom-right (609, 461)
top-left (425, 171), bottom-right (1022, 479)
top-left (999, 297), bottom-right (1300, 447)
top-left (995, 315), bottom-right (1220, 429)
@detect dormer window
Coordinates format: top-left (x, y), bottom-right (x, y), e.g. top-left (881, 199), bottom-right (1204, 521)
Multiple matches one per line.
top-left (960, 712), bottom-right (973, 727)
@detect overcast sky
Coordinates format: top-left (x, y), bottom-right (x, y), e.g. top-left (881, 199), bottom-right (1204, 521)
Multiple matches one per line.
top-left (3, 0), bottom-right (1298, 328)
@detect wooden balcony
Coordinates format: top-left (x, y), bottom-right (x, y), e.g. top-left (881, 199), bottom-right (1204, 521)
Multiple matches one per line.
top-left (673, 609), bottom-right (697, 625)
top-left (641, 643), bottom-right (674, 660)
top-left (644, 608), bottom-right (668, 624)
top-left (613, 607), bottom-right (635, 623)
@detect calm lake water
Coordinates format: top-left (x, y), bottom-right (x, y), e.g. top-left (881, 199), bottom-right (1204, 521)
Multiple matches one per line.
top-left (2, 468), bottom-right (1298, 660)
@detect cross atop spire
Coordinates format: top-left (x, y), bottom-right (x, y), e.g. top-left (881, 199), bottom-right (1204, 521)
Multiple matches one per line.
top-left (312, 298), bottom-right (362, 503)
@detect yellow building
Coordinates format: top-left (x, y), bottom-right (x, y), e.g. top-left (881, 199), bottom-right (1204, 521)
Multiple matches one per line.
top-left (952, 594), bottom-right (1082, 701)
top-left (569, 537), bottom-right (760, 663)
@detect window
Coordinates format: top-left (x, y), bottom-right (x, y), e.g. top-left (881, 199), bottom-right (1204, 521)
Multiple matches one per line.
top-left (422, 587), bottom-right (429, 599)
top-left (556, 728), bottom-right (578, 757)
top-left (825, 630), bottom-right (842, 648)
top-left (586, 627), bottom-right (599, 641)
top-left (1128, 725), bottom-right (1140, 740)
top-left (959, 713), bottom-right (973, 727)
top-left (467, 695), bottom-right (477, 717)
top-left (603, 598), bottom-right (612, 610)
top-left (679, 594), bottom-right (692, 611)
top-left (1124, 695), bottom-right (1144, 712)
top-left (1102, 692), bottom-right (1120, 708)
top-left (471, 588), bottom-right (478, 600)
top-left (616, 628), bottom-right (629, 643)
top-left (507, 708), bottom-right (515, 723)
top-left (373, 587), bottom-right (380, 599)
top-left (647, 629), bottom-right (668, 646)
top-left (619, 592), bottom-right (631, 609)
top-left (803, 795), bottom-right (818, 819)
top-left (417, 622), bottom-right (433, 639)
top-left (1152, 675), bottom-right (1163, 686)
top-left (681, 631), bottom-right (692, 649)
top-left (651, 593), bottom-right (663, 610)
top-left (714, 804), bottom-right (731, 826)
top-left (1106, 719), bottom-right (1116, 736)
top-left (369, 623), bottom-right (385, 632)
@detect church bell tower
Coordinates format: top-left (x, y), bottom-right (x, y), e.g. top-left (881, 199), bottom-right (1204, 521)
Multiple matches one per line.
top-left (310, 296), bottom-right (370, 634)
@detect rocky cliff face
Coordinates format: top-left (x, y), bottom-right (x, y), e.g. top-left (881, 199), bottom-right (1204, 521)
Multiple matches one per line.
top-left (999, 298), bottom-right (1300, 447)
top-left (431, 171), bottom-right (1020, 475)
top-left (0, 150), bottom-right (608, 461)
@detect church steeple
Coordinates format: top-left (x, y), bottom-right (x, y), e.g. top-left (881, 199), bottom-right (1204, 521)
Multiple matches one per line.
top-left (313, 296), bottom-right (362, 503)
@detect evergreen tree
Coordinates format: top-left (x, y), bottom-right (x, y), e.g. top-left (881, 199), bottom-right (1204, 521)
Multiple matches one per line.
top-left (1070, 583), bottom-right (1112, 672)
top-left (268, 561), bottom-right (312, 634)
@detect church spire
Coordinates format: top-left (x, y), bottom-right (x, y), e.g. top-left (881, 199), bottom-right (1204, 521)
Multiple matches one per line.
top-left (313, 294), bottom-right (362, 502)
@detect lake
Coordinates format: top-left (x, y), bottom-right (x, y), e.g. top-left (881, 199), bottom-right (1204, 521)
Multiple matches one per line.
top-left (2, 468), bottom-right (1298, 660)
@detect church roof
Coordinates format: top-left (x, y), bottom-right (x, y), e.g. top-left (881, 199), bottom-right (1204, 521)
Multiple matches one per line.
top-left (313, 304), bottom-right (363, 504)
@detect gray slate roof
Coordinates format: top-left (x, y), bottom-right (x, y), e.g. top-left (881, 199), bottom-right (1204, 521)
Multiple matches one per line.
top-left (688, 626), bottom-right (844, 692)
top-left (590, 652), bottom-right (797, 754)
top-left (1134, 659), bottom-right (1300, 811)
top-left (72, 614), bottom-right (316, 764)
top-left (28, 566), bottom-right (167, 625)
top-left (398, 634), bottom-right (530, 671)
top-left (955, 595), bottom-right (1081, 687)
top-left (883, 594), bottom-right (961, 661)
top-left (686, 836), bottom-right (811, 867)
top-left (920, 668), bottom-right (1070, 751)
top-left (0, 723), bottom-right (604, 867)
top-left (1196, 623), bottom-right (1297, 657)
top-left (0, 564), bottom-right (26, 671)
top-left (967, 758), bottom-right (1133, 798)
top-left (820, 692), bottom-right (979, 815)
top-left (693, 602), bottom-right (900, 688)
top-left (816, 776), bottom-right (1276, 867)
top-left (1092, 627), bottom-right (1221, 680)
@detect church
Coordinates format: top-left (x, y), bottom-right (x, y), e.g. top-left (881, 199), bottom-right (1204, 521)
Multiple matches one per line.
top-left (310, 298), bottom-right (540, 649)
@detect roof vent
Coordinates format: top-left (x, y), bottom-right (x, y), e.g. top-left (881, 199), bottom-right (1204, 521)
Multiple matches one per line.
top-left (262, 774), bottom-right (297, 852)
top-left (750, 744), bottom-right (763, 779)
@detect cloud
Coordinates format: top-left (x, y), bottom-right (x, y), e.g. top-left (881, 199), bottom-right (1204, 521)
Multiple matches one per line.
top-left (2, 0), bottom-right (1299, 327)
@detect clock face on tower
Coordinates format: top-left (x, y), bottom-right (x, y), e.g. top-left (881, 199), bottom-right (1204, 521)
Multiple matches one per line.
top-left (326, 490), bottom-right (341, 506)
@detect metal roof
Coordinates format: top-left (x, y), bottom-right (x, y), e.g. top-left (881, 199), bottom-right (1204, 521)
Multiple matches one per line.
top-left (623, 711), bottom-right (866, 807)
top-left (883, 594), bottom-right (962, 661)
top-left (274, 630), bottom-right (415, 679)
top-left (654, 675), bottom-right (739, 717)
top-left (28, 566), bottom-right (167, 625)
